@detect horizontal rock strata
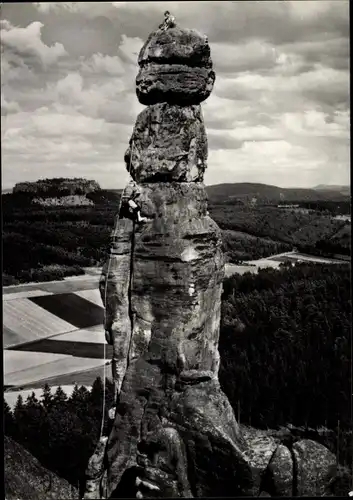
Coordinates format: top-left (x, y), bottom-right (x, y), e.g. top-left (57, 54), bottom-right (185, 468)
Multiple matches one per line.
top-left (136, 26), bottom-right (215, 105)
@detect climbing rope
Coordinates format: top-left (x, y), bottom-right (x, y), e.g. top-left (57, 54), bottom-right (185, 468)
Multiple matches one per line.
top-left (99, 142), bottom-right (135, 439)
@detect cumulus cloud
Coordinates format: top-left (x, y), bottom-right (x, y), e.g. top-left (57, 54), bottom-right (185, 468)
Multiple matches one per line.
top-left (79, 53), bottom-right (125, 75)
top-left (1, 96), bottom-right (21, 116)
top-left (33, 2), bottom-right (90, 14)
top-left (1, 20), bottom-right (67, 67)
top-left (118, 34), bottom-right (144, 64)
top-left (1, 1), bottom-right (349, 189)
top-left (212, 40), bottom-right (278, 73)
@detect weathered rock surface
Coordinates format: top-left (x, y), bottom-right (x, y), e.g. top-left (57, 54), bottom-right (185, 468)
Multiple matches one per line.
top-left (166, 375), bottom-right (253, 497)
top-left (136, 64), bottom-right (215, 105)
top-left (241, 426), bottom-right (278, 496)
top-left (129, 183), bottom-right (224, 375)
top-left (125, 104), bottom-right (208, 183)
top-left (292, 439), bottom-right (337, 496)
top-left (136, 25), bottom-right (215, 105)
top-left (266, 444), bottom-right (293, 497)
top-left (138, 26), bottom-right (212, 67)
top-left (99, 218), bottom-right (134, 397)
top-left (5, 435), bottom-right (77, 500)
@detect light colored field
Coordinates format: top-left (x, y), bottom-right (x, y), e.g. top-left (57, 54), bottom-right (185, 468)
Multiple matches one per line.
top-left (225, 251), bottom-right (348, 277)
top-left (5, 355), bottom-right (107, 387)
top-left (38, 277), bottom-right (100, 294)
top-left (225, 264), bottom-right (258, 277)
top-left (5, 350), bottom-right (69, 374)
top-left (3, 299), bottom-right (75, 348)
top-left (4, 384), bottom-right (92, 410)
top-left (50, 325), bottom-right (105, 344)
top-left (287, 252), bottom-right (347, 264)
top-left (3, 290), bottom-right (53, 301)
top-left (225, 259), bottom-right (281, 277)
top-left (246, 258), bottom-right (282, 269)
top-left (75, 289), bottom-right (103, 307)
top-left (13, 364), bottom-right (112, 391)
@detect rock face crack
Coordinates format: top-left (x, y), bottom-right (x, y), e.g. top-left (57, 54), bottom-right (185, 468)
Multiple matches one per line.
top-left (126, 221), bottom-right (136, 371)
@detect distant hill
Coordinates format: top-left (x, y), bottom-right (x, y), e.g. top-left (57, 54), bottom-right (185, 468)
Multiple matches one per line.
top-left (205, 183), bottom-right (350, 204)
top-left (314, 184), bottom-right (350, 196)
top-left (5, 435), bottom-right (78, 499)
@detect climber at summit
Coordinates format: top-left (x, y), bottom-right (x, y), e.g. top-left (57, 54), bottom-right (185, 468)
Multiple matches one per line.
top-left (159, 10), bottom-right (176, 30)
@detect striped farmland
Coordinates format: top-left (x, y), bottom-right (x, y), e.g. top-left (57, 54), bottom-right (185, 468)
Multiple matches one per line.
top-left (3, 274), bottom-right (110, 389)
top-left (3, 299), bottom-right (75, 348)
top-left (74, 289), bottom-right (103, 307)
top-left (29, 294), bottom-right (104, 329)
top-left (5, 353), bottom-right (108, 387)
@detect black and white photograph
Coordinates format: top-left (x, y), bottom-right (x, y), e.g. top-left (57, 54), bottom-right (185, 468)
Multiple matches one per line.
top-left (1, 1), bottom-right (351, 498)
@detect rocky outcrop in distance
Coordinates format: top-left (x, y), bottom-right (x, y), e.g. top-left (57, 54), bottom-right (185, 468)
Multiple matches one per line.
top-left (13, 178), bottom-right (101, 197)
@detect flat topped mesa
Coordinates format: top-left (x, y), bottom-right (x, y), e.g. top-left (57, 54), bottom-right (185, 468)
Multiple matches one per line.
top-left (136, 13), bottom-right (215, 105)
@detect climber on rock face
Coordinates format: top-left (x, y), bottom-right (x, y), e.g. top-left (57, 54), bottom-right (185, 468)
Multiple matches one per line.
top-left (127, 194), bottom-right (147, 224)
top-left (120, 180), bottom-right (148, 223)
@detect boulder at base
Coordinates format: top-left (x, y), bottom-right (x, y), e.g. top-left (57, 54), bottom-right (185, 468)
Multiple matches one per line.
top-left (266, 444), bottom-right (294, 497)
top-left (293, 439), bottom-right (337, 496)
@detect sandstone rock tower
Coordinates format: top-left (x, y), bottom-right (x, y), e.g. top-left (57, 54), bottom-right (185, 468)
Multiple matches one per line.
top-left (82, 15), bottom-right (339, 500)
top-left (84, 15), bottom-right (255, 499)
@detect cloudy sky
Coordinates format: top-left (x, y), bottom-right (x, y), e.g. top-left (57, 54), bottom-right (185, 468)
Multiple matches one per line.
top-left (1, 1), bottom-right (350, 190)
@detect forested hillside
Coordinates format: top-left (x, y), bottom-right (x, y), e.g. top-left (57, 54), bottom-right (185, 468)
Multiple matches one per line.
top-left (2, 178), bottom-right (350, 284)
top-left (4, 379), bottom-right (115, 492)
top-left (219, 263), bottom-right (350, 442)
top-left (210, 204), bottom-right (351, 257)
top-left (205, 182), bottom-right (349, 203)
top-left (218, 262), bottom-right (351, 488)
